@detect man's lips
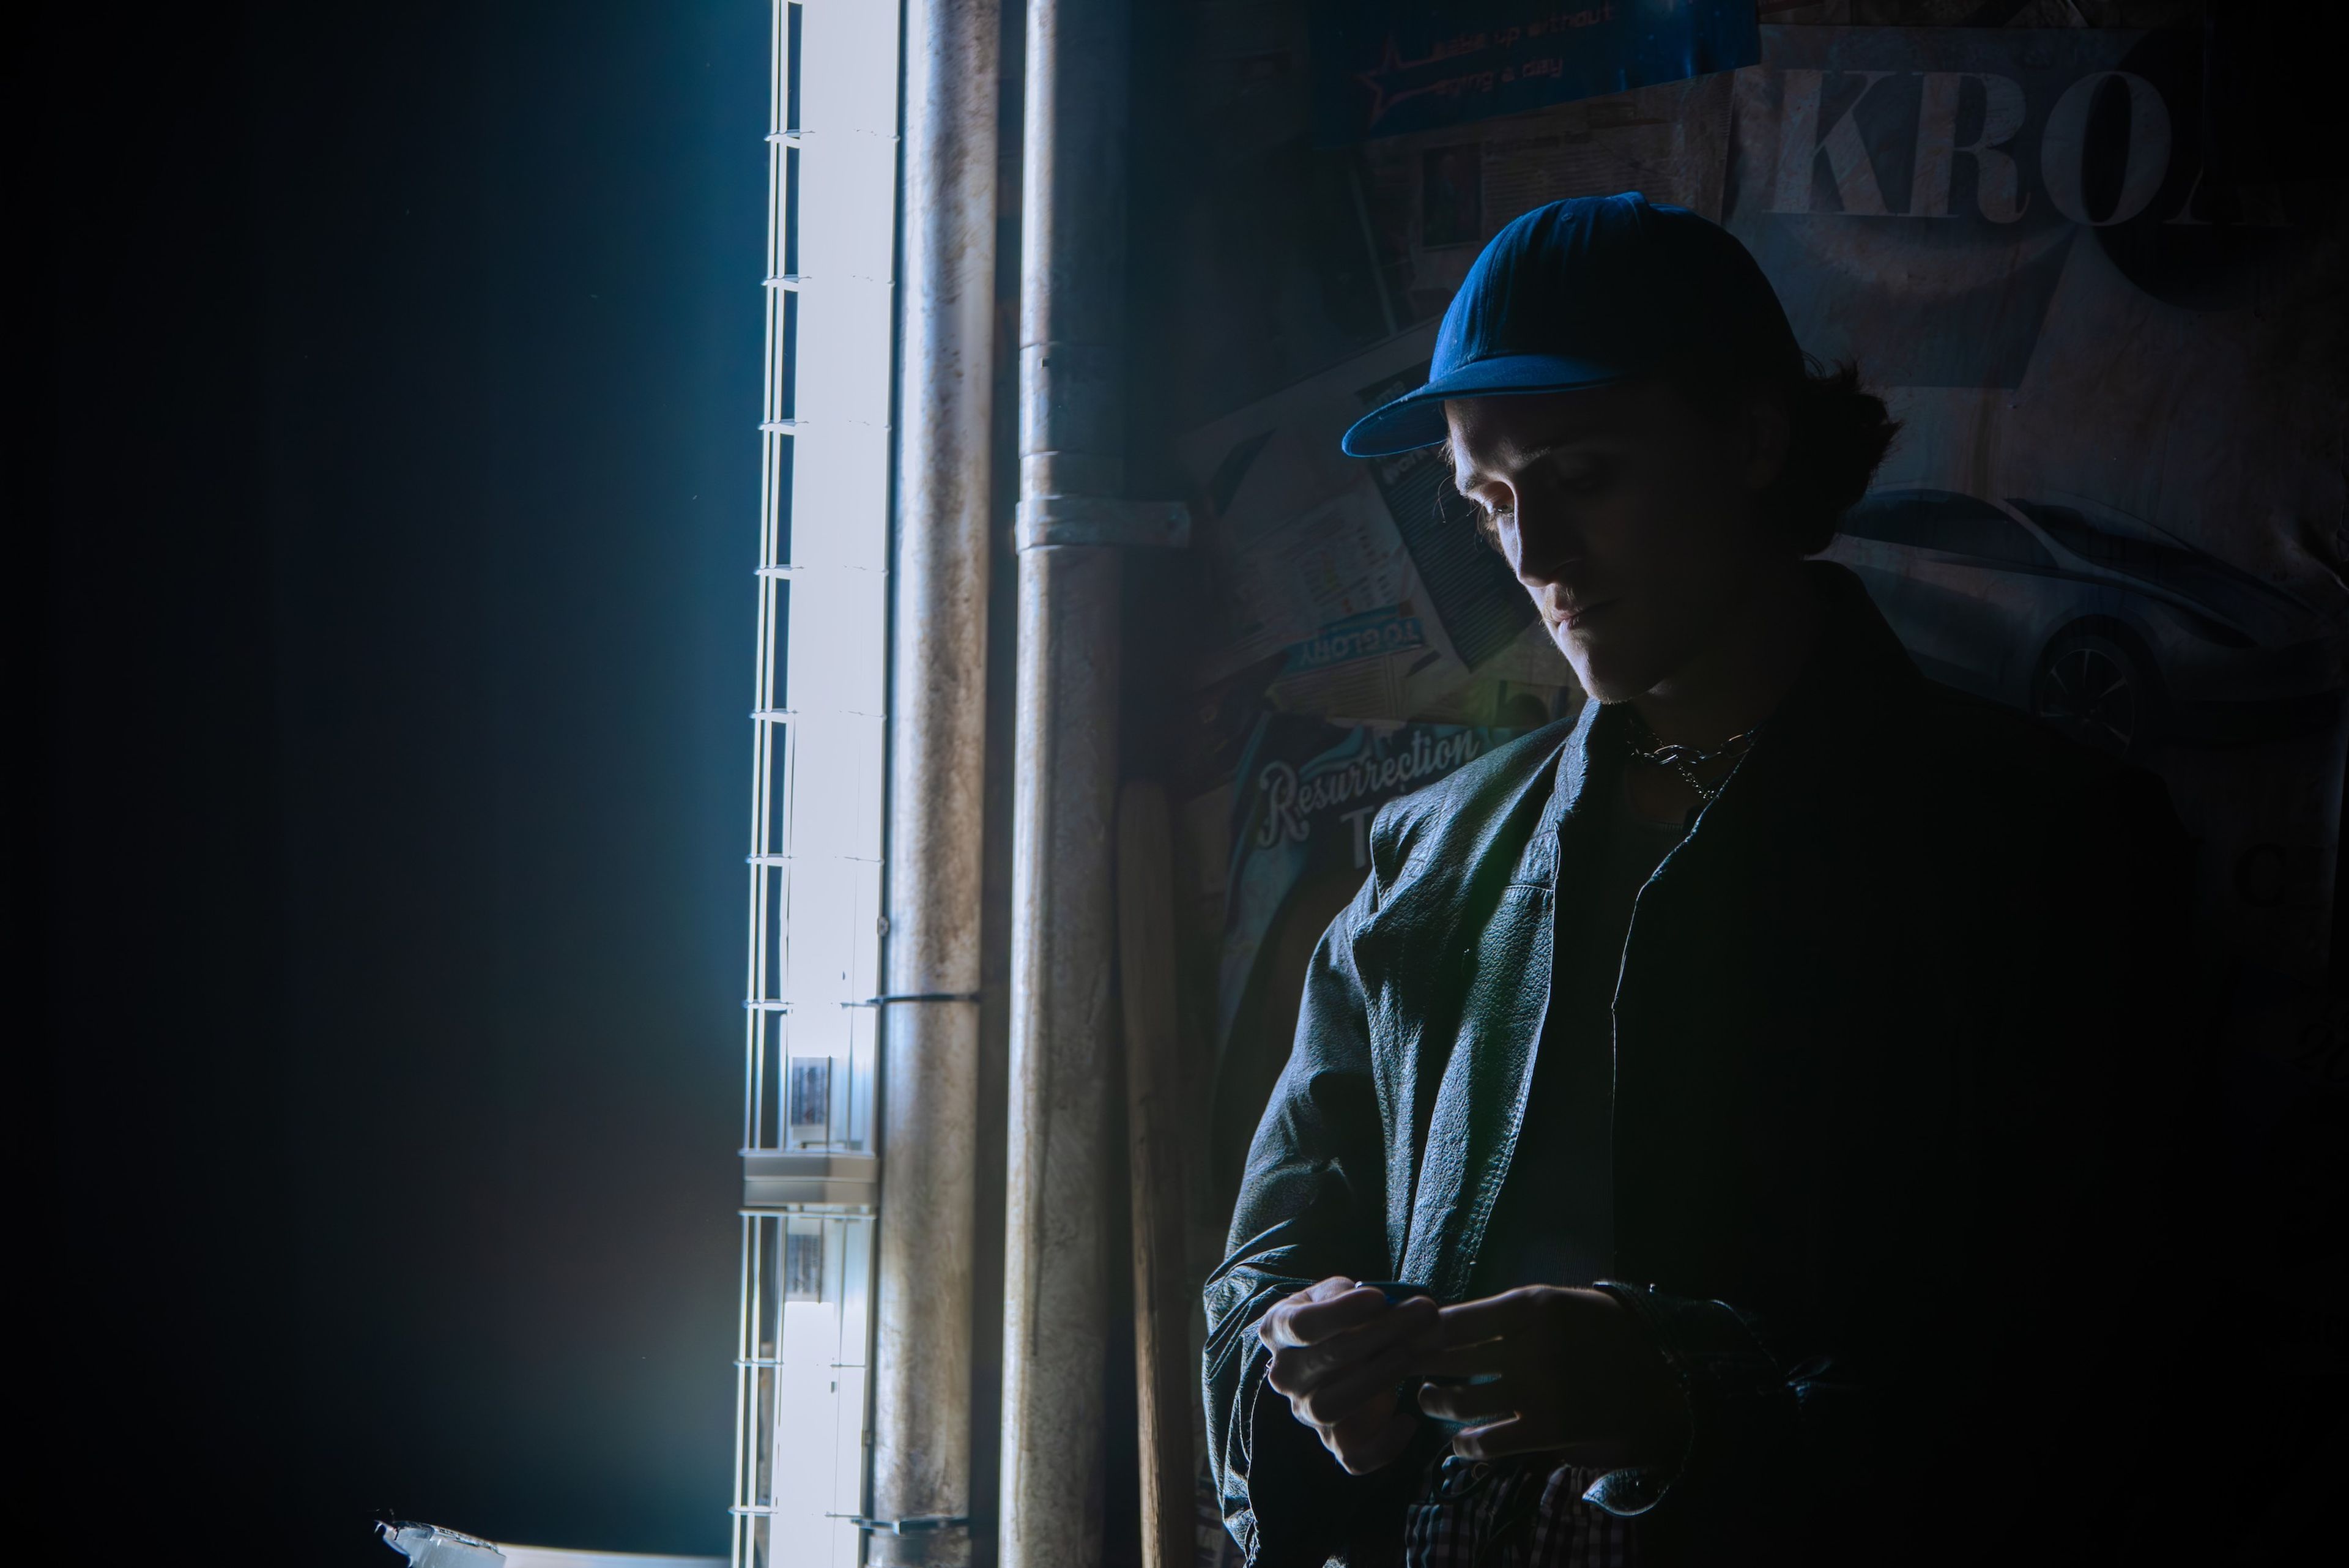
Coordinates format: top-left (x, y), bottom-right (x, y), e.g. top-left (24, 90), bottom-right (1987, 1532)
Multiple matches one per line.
top-left (1554, 598), bottom-right (1616, 631)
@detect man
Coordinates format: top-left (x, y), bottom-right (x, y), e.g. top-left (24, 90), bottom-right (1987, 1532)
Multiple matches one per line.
top-left (1203, 194), bottom-right (2195, 1566)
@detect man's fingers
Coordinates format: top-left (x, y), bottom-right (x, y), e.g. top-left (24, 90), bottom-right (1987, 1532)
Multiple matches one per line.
top-left (1291, 1274), bottom-right (1365, 1310)
top-left (1416, 1375), bottom-right (1515, 1424)
top-left (1264, 1296), bottom-right (1439, 1394)
top-left (1327, 1408), bottom-right (1421, 1477)
top-left (1280, 1288), bottom-right (1388, 1348)
top-left (1294, 1326), bottom-right (1444, 1427)
top-left (1450, 1413), bottom-right (1559, 1462)
top-left (1434, 1288), bottom-right (1543, 1347)
top-left (1265, 1300), bottom-right (1436, 1400)
top-left (1259, 1280), bottom-right (1379, 1350)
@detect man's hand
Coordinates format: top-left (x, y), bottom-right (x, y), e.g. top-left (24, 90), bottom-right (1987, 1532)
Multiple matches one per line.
top-left (1258, 1277), bottom-right (1442, 1475)
top-left (1416, 1286), bottom-right (1684, 1468)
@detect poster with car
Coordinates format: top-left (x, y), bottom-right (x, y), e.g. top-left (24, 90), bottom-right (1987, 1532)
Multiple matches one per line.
top-left (1723, 26), bottom-right (2348, 1010)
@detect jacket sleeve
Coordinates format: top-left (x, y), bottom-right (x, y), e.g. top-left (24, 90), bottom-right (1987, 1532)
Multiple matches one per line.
top-left (1583, 765), bottom-right (2203, 1561)
top-left (1203, 872), bottom-right (1405, 1568)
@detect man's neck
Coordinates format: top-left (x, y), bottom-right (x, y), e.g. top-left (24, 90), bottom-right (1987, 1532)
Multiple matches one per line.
top-left (1631, 561), bottom-right (1820, 749)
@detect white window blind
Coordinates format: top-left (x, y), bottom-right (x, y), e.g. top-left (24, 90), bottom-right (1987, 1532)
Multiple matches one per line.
top-left (732, 3), bottom-right (901, 1566)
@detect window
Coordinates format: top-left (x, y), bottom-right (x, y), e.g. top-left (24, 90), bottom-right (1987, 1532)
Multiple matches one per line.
top-left (1842, 488), bottom-right (2055, 568)
top-left (731, 4), bottom-right (901, 1566)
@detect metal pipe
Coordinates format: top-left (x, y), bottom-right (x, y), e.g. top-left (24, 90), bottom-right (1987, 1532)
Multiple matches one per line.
top-left (1001, 0), bottom-right (1139, 1564)
top-left (872, 2), bottom-right (1002, 1562)
top-left (1003, 544), bottom-right (1122, 1568)
top-left (1116, 782), bottom-right (1196, 1568)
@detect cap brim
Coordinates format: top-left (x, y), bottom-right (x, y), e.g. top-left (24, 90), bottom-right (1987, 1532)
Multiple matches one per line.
top-left (1338, 353), bottom-right (1631, 458)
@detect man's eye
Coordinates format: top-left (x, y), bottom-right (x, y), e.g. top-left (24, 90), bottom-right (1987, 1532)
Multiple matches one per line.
top-left (1453, 489), bottom-right (1507, 526)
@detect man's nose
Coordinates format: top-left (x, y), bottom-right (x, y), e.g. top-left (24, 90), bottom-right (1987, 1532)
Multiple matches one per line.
top-left (1509, 503), bottom-right (1576, 586)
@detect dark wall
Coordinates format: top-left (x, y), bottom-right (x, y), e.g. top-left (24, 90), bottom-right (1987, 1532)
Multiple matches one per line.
top-left (28, 2), bottom-right (770, 1559)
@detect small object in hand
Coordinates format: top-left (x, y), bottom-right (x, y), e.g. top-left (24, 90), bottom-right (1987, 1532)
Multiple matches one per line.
top-left (1358, 1279), bottom-right (1435, 1304)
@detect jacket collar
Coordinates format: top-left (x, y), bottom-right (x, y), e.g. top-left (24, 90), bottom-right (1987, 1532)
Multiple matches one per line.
top-left (1541, 562), bottom-right (1923, 844)
top-left (1399, 567), bottom-right (1920, 1298)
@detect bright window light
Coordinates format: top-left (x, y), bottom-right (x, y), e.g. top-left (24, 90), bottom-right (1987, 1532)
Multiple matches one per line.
top-left (732, 3), bottom-right (901, 1566)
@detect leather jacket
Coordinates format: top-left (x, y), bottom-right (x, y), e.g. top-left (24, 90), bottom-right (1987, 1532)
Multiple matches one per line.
top-left (1203, 565), bottom-right (2195, 1566)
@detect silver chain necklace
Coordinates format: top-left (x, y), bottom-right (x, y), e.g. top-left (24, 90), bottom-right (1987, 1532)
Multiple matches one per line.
top-left (1624, 715), bottom-right (1762, 804)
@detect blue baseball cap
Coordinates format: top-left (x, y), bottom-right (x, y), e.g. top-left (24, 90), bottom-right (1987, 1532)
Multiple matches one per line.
top-left (1341, 192), bottom-right (1805, 458)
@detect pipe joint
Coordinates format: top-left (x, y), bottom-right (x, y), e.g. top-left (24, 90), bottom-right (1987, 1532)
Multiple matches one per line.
top-left (1014, 496), bottom-right (1191, 552)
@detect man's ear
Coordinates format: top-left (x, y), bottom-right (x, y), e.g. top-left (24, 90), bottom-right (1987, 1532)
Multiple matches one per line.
top-left (1742, 390), bottom-right (1792, 495)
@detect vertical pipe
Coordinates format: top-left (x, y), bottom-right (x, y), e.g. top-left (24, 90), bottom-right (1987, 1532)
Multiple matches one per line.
top-left (1002, 1), bottom-right (1132, 1565)
top-left (1116, 782), bottom-right (1196, 1568)
top-left (874, 1), bottom-right (1001, 1562)
top-left (1003, 546), bottom-right (1122, 1567)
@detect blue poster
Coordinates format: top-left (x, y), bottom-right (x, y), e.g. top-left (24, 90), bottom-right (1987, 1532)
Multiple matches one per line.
top-left (1310, 0), bottom-right (1759, 146)
top-left (1208, 716), bottom-right (1530, 1199)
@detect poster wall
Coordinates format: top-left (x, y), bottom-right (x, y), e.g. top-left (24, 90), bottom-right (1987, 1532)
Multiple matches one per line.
top-left (1308, 0), bottom-right (1760, 144)
top-left (1725, 24), bottom-right (2348, 994)
top-left (1156, 5), bottom-right (2346, 1132)
top-left (1140, 11), bottom-right (2343, 1559)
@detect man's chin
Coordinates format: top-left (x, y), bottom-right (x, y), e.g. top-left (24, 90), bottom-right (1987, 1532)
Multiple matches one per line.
top-left (1553, 637), bottom-right (1653, 707)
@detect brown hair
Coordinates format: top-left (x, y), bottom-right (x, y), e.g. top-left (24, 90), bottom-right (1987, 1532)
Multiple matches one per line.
top-left (1740, 359), bottom-right (1902, 556)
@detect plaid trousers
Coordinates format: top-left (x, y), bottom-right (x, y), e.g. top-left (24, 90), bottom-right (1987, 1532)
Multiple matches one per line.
top-left (1403, 1454), bottom-right (1640, 1568)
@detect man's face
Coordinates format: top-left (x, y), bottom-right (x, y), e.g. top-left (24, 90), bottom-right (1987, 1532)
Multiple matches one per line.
top-left (1447, 381), bottom-right (1783, 705)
